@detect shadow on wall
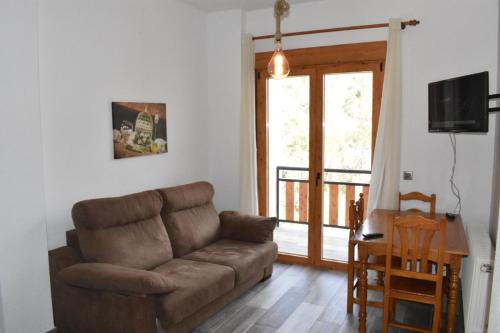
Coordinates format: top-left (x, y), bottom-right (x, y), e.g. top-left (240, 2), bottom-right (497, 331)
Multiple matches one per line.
top-left (491, 114), bottom-right (500, 245)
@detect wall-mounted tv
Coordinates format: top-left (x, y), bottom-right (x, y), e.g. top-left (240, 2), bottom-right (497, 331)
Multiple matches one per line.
top-left (428, 71), bottom-right (489, 133)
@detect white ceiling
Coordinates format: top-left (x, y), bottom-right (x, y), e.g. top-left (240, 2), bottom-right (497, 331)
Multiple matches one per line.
top-left (180, 0), bottom-right (320, 12)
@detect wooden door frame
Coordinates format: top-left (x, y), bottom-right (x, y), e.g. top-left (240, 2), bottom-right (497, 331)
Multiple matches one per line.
top-left (255, 41), bottom-right (386, 269)
top-left (256, 67), bottom-right (318, 266)
top-left (313, 62), bottom-right (384, 269)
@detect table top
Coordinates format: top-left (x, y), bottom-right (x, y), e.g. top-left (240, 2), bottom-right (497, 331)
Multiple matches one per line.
top-left (353, 209), bottom-right (469, 257)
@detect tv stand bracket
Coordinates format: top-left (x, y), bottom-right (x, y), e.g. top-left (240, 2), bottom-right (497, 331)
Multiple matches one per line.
top-left (489, 94), bottom-right (500, 113)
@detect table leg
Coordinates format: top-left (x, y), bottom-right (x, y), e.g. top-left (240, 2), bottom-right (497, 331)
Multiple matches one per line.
top-left (358, 246), bottom-right (368, 333)
top-left (447, 256), bottom-right (461, 333)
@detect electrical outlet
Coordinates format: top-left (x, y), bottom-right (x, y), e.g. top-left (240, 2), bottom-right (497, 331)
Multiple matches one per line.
top-left (403, 171), bottom-right (413, 181)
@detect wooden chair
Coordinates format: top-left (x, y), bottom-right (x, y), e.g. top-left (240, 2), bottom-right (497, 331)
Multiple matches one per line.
top-left (399, 191), bottom-right (444, 282)
top-left (399, 192), bottom-right (436, 215)
top-left (382, 214), bottom-right (447, 333)
top-left (347, 193), bottom-right (385, 313)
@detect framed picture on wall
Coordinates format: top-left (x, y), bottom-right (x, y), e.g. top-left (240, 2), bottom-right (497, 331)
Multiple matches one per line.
top-left (112, 102), bottom-right (168, 159)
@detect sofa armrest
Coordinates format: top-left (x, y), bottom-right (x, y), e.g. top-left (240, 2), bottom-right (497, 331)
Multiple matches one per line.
top-left (49, 246), bottom-right (84, 275)
top-left (49, 246), bottom-right (158, 332)
top-left (219, 211), bottom-right (277, 243)
top-left (57, 263), bottom-right (176, 296)
top-left (53, 280), bottom-right (157, 333)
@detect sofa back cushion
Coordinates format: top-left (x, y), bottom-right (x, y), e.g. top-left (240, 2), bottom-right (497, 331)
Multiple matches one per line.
top-left (157, 182), bottom-right (220, 257)
top-left (72, 190), bottom-right (173, 270)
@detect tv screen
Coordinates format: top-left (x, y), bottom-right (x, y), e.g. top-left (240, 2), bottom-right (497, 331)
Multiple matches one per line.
top-left (428, 72), bottom-right (489, 133)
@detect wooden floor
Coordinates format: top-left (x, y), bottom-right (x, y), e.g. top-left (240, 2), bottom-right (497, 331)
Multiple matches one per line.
top-left (194, 263), bottom-right (464, 333)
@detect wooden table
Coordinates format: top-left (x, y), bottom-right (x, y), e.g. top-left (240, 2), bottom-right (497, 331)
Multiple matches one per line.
top-left (353, 209), bottom-right (469, 333)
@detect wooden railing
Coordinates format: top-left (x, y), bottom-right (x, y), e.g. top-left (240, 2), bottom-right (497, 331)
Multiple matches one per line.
top-left (276, 166), bottom-right (370, 228)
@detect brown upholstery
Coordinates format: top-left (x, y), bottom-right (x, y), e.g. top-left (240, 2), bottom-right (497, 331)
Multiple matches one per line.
top-left (50, 181), bottom-right (278, 333)
top-left (53, 279), bottom-right (157, 333)
top-left (162, 264), bottom-right (272, 333)
top-left (183, 239), bottom-right (277, 284)
top-left (220, 211), bottom-right (276, 243)
top-left (72, 190), bottom-right (173, 270)
top-left (158, 182), bottom-right (220, 257)
top-left (152, 259), bottom-right (235, 327)
top-left (159, 181), bottom-right (215, 213)
top-left (58, 263), bottom-right (177, 295)
top-left (49, 245), bottom-right (158, 333)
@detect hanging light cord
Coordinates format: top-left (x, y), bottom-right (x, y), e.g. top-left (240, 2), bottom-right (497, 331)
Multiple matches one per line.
top-left (449, 133), bottom-right (462, 215)
top-left (274, 0), bottom-right (290, 44)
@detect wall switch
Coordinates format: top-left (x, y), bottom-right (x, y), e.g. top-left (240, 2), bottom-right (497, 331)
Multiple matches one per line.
top-left (403, 171), bottom-right (413, 181)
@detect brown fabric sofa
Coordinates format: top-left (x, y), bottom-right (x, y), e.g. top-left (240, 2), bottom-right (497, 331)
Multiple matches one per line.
top-left (49, 182), bottom-right (277, 333)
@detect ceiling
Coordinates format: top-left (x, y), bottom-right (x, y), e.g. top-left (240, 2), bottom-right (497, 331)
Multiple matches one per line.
top-left (180, 0), bottom-right (320, 12)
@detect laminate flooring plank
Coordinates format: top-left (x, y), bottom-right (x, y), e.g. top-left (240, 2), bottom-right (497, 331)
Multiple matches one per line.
top-left (305, 269), bottom-right (345, 306)
top-left (275, 302), bottom-right (324, 333)
top-left (255, 286), bottom-right (310, 328)
top-left (213, 305), bottom-right (266, 333)
top-left (245, 324), bottom-right (277, 333)
top-left (247, 265), bottom-right (313, 310)
top-left (307, 320), bottom-right (341, 333)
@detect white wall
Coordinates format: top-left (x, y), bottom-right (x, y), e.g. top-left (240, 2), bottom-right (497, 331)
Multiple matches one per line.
top-left (0, 284), bottom-right (3, 333)
top-left (39, 0), bottom-right (210, 249)
top-left (244, 0), bottom-right (498, 226)
top-left (207, 10), bottom-right (244, 211)
top-left (0, 0), bottom-right (54, 331)
top-left (490, 0), bottom-right (500, 240)
top-left (487, 2), bottom-right (500, 330)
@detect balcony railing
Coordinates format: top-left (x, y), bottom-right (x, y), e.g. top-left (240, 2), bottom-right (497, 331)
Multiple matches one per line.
top-left (276, 166), bottom-right (370, 228)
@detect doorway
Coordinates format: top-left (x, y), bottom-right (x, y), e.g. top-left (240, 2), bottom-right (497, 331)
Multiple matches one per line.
top-left (256, 42), bottom-right (385, 268)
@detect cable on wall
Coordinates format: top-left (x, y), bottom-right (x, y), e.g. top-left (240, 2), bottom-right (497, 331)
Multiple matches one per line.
top-left (449, 133), bottom-right (462, 215)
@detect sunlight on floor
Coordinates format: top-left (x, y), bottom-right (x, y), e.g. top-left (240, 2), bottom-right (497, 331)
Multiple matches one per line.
top-left (274, 222), bottom-right (349, 261)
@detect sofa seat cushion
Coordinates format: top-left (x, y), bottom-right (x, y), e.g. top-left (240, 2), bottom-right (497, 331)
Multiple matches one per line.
top-left (182, 240), bottom-right (278, 284)
top-left (153, 259), bottom-right (235, 326)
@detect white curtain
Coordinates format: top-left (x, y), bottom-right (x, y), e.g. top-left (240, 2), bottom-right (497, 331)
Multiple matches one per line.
top-left (240, 34), bottom-right (259, 215)
top-left (367, 18), bottom-right (402, 213)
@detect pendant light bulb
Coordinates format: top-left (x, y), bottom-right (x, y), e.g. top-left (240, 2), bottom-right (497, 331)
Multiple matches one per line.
top-left (268, 42), bottom-right (290, 79)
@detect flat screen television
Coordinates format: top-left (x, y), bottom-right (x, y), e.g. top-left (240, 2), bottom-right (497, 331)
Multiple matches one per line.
top-left (428, 71), bottom-right (489, 133)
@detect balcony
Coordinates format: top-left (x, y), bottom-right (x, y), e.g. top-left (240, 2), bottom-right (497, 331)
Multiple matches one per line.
top-left (274, 166), bottom-right (370, 261)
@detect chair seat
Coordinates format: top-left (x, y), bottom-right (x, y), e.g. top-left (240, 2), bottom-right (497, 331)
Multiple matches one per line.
top-left (390, 276), bottom-right (437, 301)
top-left (153, 259), bottom-right (235, 327)
top-left (182, 239), bottom-right (277, 284)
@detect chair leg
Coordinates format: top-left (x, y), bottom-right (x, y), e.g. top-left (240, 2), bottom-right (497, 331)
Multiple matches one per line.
top-left (432, 300), bottom-right (443, 333)
top-left (377, 271), bottom-right (384, 285)
top-left (444, 264), bottom-right (450, 296)
top-left (390, 298), bottom-right (396, 320)
top-left (382, 295), bottom-right (390, 333)
top-left (347, 244), bottom-right (355, 314)
top-left (355, 270), bottom-right (360, 298)
top-left (347, 268), bottom-right (354, 313)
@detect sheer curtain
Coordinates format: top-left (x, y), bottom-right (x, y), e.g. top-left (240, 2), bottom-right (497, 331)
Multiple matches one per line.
top-left (367, 18), bottom-right (402, 213)
top-left (240, 34), bottom-right (259, 214)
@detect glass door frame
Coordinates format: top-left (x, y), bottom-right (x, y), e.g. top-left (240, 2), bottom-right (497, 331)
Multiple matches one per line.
top-left (314, 62), bottom-right (384, 269)
top-left (255, 42), bottom-right (386, 270)
top-left (256, 67), bottom-right (317, 266)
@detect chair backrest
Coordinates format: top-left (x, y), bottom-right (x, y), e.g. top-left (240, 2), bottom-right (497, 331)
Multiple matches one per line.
top-left (348, 193), bottom-right (364, 233)
top-left (384, 214), bottom-right (446, 283)
top-left (398, 191), bottom-right (436, 215)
